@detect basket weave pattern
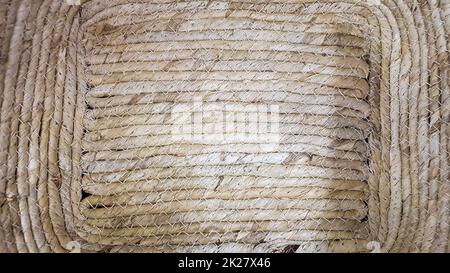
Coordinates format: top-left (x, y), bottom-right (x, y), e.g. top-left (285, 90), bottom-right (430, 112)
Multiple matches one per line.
top-left (0, 0), bottom-right (449, 253)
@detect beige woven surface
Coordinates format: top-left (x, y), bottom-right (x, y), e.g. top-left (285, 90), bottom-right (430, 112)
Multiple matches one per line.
top-left (0, 0), bottom-right (449, 253)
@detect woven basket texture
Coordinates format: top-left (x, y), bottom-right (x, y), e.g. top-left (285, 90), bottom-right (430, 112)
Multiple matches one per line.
top-left (0, 0), bottom-right (449, 252)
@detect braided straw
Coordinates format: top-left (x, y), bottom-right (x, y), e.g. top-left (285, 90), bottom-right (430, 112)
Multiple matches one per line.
top-left (0, 0), bottom-right (448, 253)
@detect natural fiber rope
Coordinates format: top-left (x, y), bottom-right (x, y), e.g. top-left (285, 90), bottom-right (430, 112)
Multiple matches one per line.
top-left (0, 0), bottom-right (448, 253)
top-left (77, 0), bottom-right (370, 251)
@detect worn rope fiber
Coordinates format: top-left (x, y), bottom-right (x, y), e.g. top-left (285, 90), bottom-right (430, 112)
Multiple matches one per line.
top-left (0, 0), bottom-right (448, 253)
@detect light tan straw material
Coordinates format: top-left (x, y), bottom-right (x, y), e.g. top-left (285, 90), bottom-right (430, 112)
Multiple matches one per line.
top-left (0, 0), bottom-right (448, 253)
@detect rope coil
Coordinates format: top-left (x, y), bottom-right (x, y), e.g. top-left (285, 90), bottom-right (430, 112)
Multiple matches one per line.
top-left (0, 0), bottom-right (448, 253)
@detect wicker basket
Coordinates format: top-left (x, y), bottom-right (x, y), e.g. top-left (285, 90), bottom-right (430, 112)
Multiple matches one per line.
top-left (0, 0), bottom-right (448, 253)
